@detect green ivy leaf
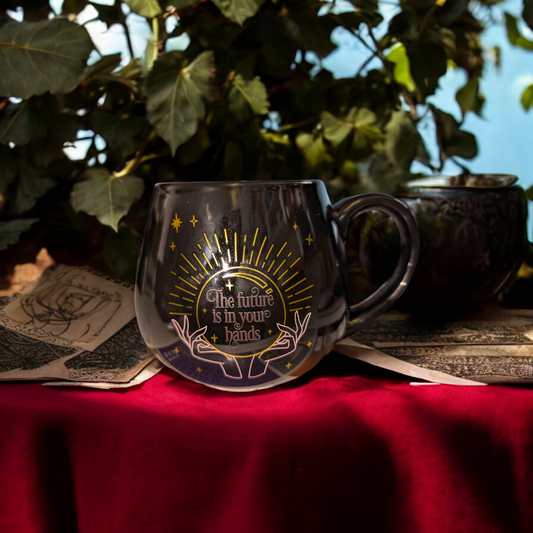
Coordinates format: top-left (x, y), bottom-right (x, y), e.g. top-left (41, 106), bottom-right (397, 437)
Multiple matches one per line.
top-left (61, 0), bottom-right (88, 15)
top-left (384, 111), bottom-right (419, 171)
top-left (228, 75), bottom-right (270, 120)
top-left (386, 44), bottom-right (416, 93)
top-left (433, 108), bottom-right (478, 160)
top-left (91, 111), bottom-right (150, 161)
top-left (146, 51), bottom-right (215, 155)
top-left (12, 169), bottom-right (56, 215)
top-left (456, 76), bottom-right (485, 117)
top-left (0, 100), bottom-right (38, 145)
top-left (321, 108), bottom-right (382, 150)
top-left (0, 19), bottom-right (93, 99)
top-left (212, 0), bottom-right (265, 25)
top-left (70, 168), bottom-right (144, 232)
top-left (521, 83), bottom-right (533, 111)
top-left (0, 218), bottom-right (38, 251)
top-left (407, 41), bottom-right (447, 98)
top-left (505, 12), bottom-right (533, 50)
top-left (123, 0), bottom-right (162, 18)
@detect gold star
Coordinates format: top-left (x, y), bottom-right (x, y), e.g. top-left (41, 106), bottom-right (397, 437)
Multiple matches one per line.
top-left (170, 242), bottom-right (176, 251)
top-left (306, 234), bottom-right (313, 246)
top-left (174, 347), bottom-right (179, 353)
top-left (307, 341), bottom-right (312, 348)
top-left (190, 215), bottom-right (198, 228)
top-left (286, 362), bottom-right (292, 369)
top-left (211, 334), bottom-right (218, 343)
top-left (196, 367), bottom-right (202, 373)
top-left (226, 280), bottom-right (234, 290)
top-left (171, 214), bottom-right (182, 233)
top-left (203, 308), bottom-right (207, 314)
top-left (268, 329), bottom-right (272, 335)
top-left (293, 223), bottom-right (298, 230)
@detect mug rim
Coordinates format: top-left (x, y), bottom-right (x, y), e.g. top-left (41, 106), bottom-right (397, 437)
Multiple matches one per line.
top-left (154, 179), bottom-right (323, 188)
top-left (401, 174), bottom-right (519, 192)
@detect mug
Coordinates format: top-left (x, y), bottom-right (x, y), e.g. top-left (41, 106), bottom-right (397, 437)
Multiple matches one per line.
top-left (360, 174), bottom-right (528, 310)
top-left (135, 180), bottom-right (419, 391)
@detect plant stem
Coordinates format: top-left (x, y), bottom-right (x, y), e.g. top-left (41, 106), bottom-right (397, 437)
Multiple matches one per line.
top-left (113, 130), bottom-right (159, 178)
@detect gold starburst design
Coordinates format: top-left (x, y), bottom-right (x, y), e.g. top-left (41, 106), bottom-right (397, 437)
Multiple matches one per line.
top-left (171, 214), bottom-right (182, 233)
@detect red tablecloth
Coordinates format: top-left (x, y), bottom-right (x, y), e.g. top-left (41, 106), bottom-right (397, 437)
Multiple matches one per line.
top-left (0, 355), bottom-right (532, 533)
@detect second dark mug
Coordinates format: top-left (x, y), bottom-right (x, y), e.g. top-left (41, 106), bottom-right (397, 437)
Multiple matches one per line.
top-left (135, 180), bottom-right (419, 391)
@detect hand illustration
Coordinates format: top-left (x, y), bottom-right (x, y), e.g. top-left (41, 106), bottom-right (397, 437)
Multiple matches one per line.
top-left (248, 311), bottom-right (312, 378)
top-left (171, 317), bottom-right (242, 379)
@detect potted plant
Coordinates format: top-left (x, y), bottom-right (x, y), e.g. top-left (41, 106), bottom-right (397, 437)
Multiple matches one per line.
top-left (0, 0), bottom-right (531, 285)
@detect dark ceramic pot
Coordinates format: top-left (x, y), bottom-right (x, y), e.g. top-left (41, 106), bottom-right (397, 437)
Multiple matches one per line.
top-left (360, 175), bottom-right (528, 310)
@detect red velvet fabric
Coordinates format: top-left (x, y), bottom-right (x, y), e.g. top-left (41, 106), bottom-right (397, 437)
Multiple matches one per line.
top-left (0, 355), bottom-right (532, 533)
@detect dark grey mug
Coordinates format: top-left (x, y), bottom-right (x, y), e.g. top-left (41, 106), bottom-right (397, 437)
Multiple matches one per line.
top-left (135, 180), bottom-right (419, 391)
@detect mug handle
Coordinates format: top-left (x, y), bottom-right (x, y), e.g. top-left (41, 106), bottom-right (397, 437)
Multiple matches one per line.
top-left (332, 193), bottom-right (420, 336)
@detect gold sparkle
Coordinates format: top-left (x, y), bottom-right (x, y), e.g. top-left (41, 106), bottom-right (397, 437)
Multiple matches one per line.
top-left (203, 308), bottom-right (207, 314)
top-left (307, 341), bottom-right (312, 348)
top-left (268, 329), bottom-right (272, 335)
top-left (286, 362), bottom-right (292, 369)
top-left (170, 242), bottom-right (176, 251)
top-left (190, 215), bottom-right (198, 228)
top-left (211, 334), bottom-right (218, 343)
top-left (196, 367), bottom-right (202, 373)
top-left (171, 214), bottom-right (182, 233)
top-left (293, 223), bottom-right (298, 230)
top-left (226, 280), bottom-right (234, 290)
top-left (174, 347), bottom-right (179, 353)
top-left (306, 234), bottom-right (313, 246)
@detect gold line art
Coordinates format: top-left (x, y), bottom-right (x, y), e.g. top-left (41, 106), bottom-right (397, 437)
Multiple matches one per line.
top-left (171, 271), bottom-right (177, 276)
top-left (273, 259), bottom-right (286, 276)
top-left (242, 245), bottom-right (246, 263)
top-left (190, 215), bottom-right (198, 227)
top-left (191, 275), bottom-right (201, 285)
top-left (175, 286), bottom-right (196, 297)
top-left (169, 302), bottom-right (184, 307)
top-left (306, 234), bottom-right (313, 246)
top-left (214, 234), bottom-right (221, 253)
top-left (179, 277), bottom-right (197, 290)
top-left (181, 253), bottom-right (197, 272)
top-left (278, 269), bottom-right (289, 280)
top-left (183, 297), bottom-right (194, 303)
top-left (179, 265), bottom-right (189, 274)
top-left (249, 250), bottom-right (254, 264)
top-left (289, 307), bottom-right (303, 312)
top-left (202, 253), bottom-right (213, 270)
top-left (281, 272), bottom-right (299, 286)
top-left (198, 273), bottom-right (204, 279)
top-left (170, 312), bottom-right (192, 316)
top-left (223, 272), bottom-right (268, 289)
top-left (224, 228), bottom-right (228, 244)
top-left (265, 244), bottom-right (275, 262)
top-left (255, 237), bottom-right (267, 266)
top-left (289, 257), bottom-right (301, 269)
top-left (227, 249), bottom-right (231, 263)
top-left (252, 227), bottom-right (259, 246)
top-left (290, 295), bottom-right (312, 305)
top-left (277, 242), bottom-right (287, 257)
top-left (268, 260), bottom-right (275, 272)
top-left (212, 253), bottom-right (219, 267)
top-left (244, 234), bottom-right (247, 242)
top-left (197, 244), bottom-right (202, 250)
top-left (286, 252), bottom-right (292, 259)
top-left (234, 232), bottom-right (238, 262)
top-left (204, 233), bottom-right (212, 249)
top-left (170, 242), bottom-right (176, 251)
top-left (288, 285), bottom-right (313, 298)
top-left (285, 278), bottom-right (306, 291)
top-left (193, 253), bottom-right (209, 274)
top-left (169, 292), bottom-right (181, 298)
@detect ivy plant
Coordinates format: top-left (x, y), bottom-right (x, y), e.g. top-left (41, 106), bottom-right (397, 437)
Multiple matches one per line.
top-left (0, 0), bottom-right (529, 281)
